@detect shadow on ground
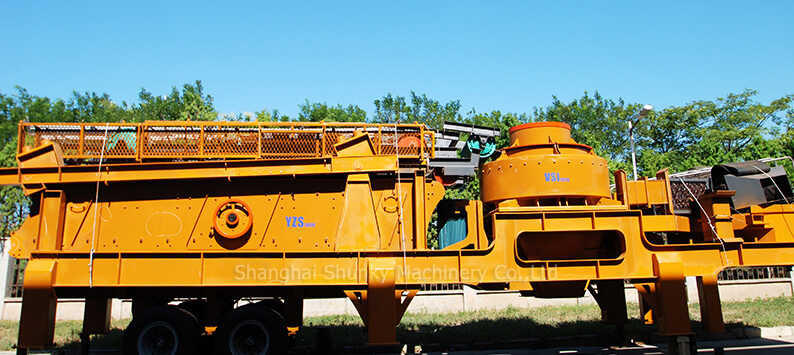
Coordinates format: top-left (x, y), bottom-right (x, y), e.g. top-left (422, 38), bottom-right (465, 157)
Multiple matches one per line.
top-left (49, 317), bottom-right (764, 354)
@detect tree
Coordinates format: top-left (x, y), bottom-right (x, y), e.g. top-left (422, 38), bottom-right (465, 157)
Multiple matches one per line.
top-left (134, 80), bottom-right (217, 121)
top-left (697, 90), bottom-right (792, 159)
top-left (636, 103), bottom-right (707, 174)
top-left (373, 93), bottom-right (409, 124)
top-left (68, 91), bottom-right (133, 123)
top-left (253, 108), bottom-right (290, 122)
top-left (0, 90), bottom-right (34, 240)
top-left (373, 92), bottom-right (461, 129)
top-left (637, 90), bottom-right (794, 176)
top-left (0, 92), bottom-right (26, 240)
top-left (297, 101), bottom-right (367, 122)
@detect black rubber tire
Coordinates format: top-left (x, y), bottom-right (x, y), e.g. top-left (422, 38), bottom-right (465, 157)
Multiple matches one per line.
top-left (177, 299), bottom-right (208, 326)
top-left (258, 298), bottom-right (284, 318)
top-left (213, 304), bottom-right (288, 355)
top-left (122, 305), bottom-right (201, 355)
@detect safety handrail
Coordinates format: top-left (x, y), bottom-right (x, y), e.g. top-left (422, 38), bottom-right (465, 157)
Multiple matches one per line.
top-left (18, 121), bottom-right (436, 163)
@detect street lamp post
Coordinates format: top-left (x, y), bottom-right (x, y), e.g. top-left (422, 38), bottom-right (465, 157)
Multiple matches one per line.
top-left (629, 104), bottom-right (653, 181)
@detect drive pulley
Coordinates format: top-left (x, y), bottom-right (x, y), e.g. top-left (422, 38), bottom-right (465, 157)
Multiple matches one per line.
top-left (213, 199), bottom-right (253, 239)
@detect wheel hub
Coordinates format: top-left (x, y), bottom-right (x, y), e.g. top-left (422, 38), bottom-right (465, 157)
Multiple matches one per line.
top-left (229, 320), bottom-right (270, 355)
top-left (137, 321), bottom-right (178, 355)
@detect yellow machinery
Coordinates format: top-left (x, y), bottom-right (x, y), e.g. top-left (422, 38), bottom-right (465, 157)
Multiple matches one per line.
top-left (2, 120), bottom-right (794, 354)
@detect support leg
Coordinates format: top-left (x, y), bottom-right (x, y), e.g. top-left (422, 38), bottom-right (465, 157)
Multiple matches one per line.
top-left (634, 283), bottom-right (656, 325)
top-left (283, 295), bottom-right (303, 344)
top-left (697, 274), bottom-right (725, 333)
top-left (17, 261), bottom-right (57, 349)
top-left (344, 258), bottom-right (418, 345)
top-left (667, 335), bottom-right (697, 355)
top-left (80, 298), bottom-right (111, 355)
top-left (593, 280), bottom-right (628, 325)
top-left (283, 297), bottom-right (303, 328)
top-left (365, 259), bottom-right (397, 345)
top-left (590, 280), bottom-right (628, 346)
top-left (83, 298), bottom-right (111, 334)
top-left (653, 255), bottom-right (692, 336)
top-left (79, 333), bottom-right (90, 355)
top-left (653, 255), bottom-right (695, 355)
top-left (205, 297), bottom-right (231, 327)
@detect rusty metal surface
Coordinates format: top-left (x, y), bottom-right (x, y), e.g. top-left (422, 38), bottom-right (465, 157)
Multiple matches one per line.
top-left (670, 178), bottom-right (710, 214)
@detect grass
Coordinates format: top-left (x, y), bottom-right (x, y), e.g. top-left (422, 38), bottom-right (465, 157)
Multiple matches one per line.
top-left (0, 318), bottom-right (130, 351)
top-left (719, 296), bottom-right (794, 327)
top-left (2, 297), bottom-right (794, 351)
top-left (290, 297), bottom-right (794, 349)
top-left (296, 303), bottom-right (641, 349)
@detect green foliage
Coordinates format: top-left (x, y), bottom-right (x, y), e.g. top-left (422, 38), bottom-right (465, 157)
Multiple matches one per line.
top-left (374, 92), bottom-right (461, 129)
top-left (254, 108), bottom-right (290, 122)
top-left (637, 90), bottom-right (794, 175)
top-left (297, 101), bottom-right (366, 122)
top-left (0, 186), bottom-right (26, 241)
top-left (135, 80), bottom-right (217, 121)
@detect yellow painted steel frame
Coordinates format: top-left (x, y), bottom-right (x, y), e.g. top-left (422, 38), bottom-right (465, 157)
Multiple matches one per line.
top-left (4, 121), bottom-right (794, 349)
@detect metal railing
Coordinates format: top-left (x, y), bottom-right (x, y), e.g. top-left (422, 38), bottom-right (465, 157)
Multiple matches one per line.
top-left (420, 283), bottom-right (463, 292)
top-left (718, 266), bottom-right (791, 281)
top-left (18, 121), bottom-right (436, 163)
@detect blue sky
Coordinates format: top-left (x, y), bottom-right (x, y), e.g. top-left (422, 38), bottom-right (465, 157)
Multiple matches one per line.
top-left (1, 1), bottom-right (792, 118)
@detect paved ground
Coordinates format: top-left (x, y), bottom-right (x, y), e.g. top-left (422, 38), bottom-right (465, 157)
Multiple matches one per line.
top-left (402, 336), bottom-right (794, 355)
top-left (4, 334), bottom-right (794, 354)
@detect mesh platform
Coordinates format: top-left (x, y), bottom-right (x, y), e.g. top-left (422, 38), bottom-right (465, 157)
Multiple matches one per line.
top-left (18, 121), bottom-right (435, 163)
